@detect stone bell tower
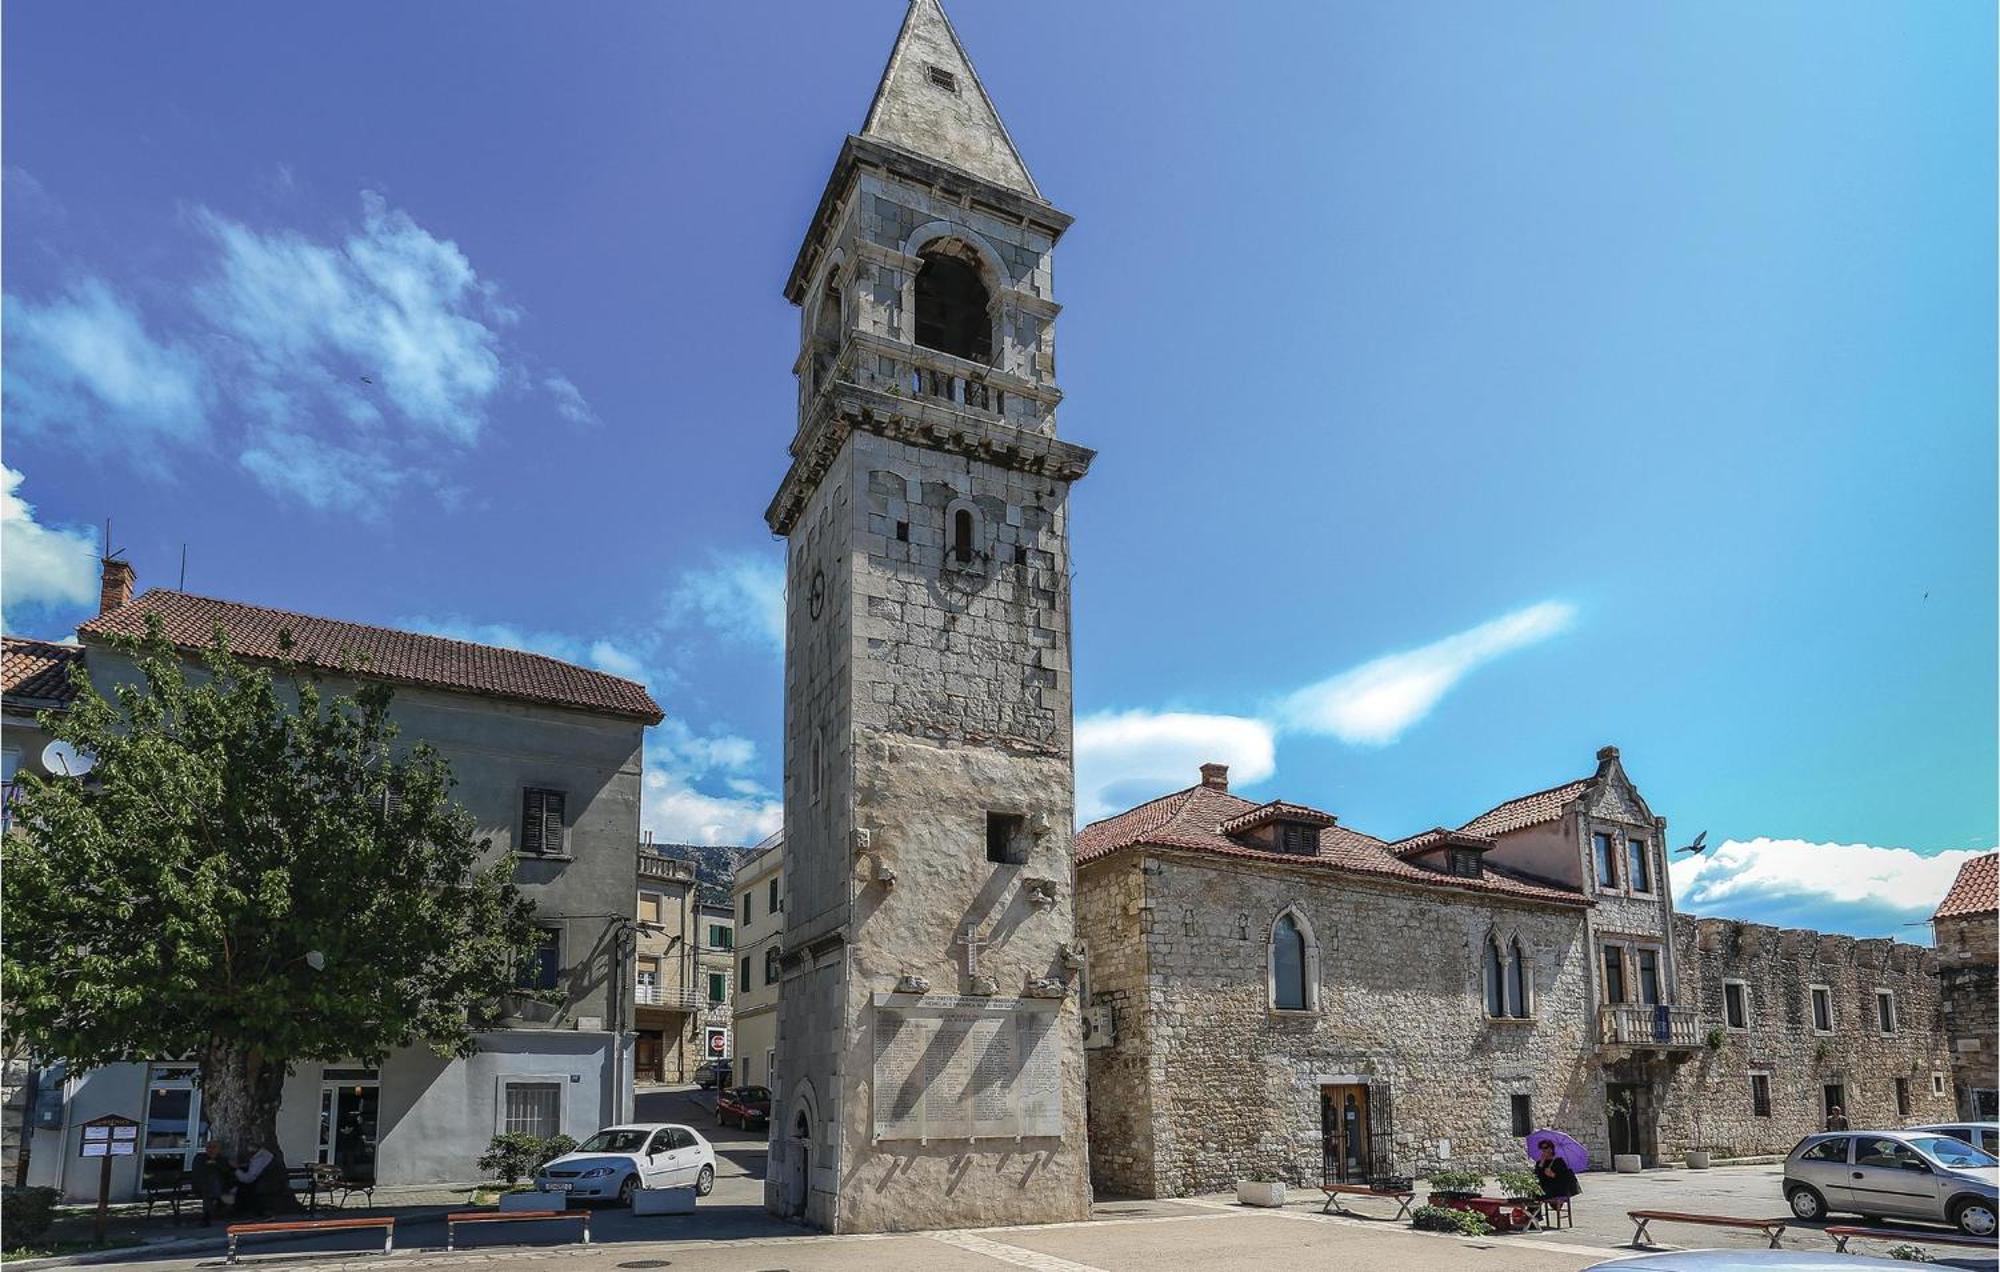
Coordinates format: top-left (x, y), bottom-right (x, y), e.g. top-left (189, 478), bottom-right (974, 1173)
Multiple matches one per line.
top-left (763, 0), bottom-right (1094, 1234)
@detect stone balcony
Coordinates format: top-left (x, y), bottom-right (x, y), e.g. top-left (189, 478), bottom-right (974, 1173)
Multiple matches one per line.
top-left (1598, 1003), bottom-right (1705, 1051)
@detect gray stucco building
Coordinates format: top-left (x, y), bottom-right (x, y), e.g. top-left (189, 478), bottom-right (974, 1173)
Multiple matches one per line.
top-left (7, 560), bottom-right (661, 1200)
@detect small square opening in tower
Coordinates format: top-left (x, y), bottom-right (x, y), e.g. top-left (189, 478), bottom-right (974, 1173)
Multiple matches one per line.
top-left (986, 811), bottom-right (1027, 864)
top-left (927, 65), bottom-right (958, 93)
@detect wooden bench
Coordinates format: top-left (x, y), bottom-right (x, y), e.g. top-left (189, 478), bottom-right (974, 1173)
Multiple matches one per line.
top-left (1628, 1209), bottom-right (1789, 1249)
top-left (225, 1216), bottom-right (394, 1264)
top-left (445, 1209), bottom-right (591, 1251)
top-left (1320, 1183), bottom-right (1416, 1220)
top-left (1825, 1225), bottom-right (1999, 1254)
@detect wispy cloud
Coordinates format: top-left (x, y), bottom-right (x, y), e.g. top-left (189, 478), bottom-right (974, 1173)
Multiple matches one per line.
top-left (1280, 601), bottom-right (1578, 746)
top-left (4, 189), bottom-right (593, 519)
top-left (3, 278), bottom-right (211, 442)
top-left (1075, 710), bottom-right (1276, 821)
top-left (642, 763), bottom-right (782, 847)
top-left (1, 465), bottom-right (99, 632)
top-left (665, 552), bottom-right (786, 651)
top-left (1669, 837), bottom-right (1988, 939)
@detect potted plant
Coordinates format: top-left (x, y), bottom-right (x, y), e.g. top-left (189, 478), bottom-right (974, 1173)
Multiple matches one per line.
top-left (1236, 1167), bottom-right (1286, 1208)
top-left (1423, 1167), bottom-right (1486, 1203)
top-left (1496, 1169), bottom-right (1542, 1202)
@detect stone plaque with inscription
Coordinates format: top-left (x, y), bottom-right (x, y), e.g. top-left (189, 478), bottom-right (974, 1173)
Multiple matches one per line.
top-left (870, 994), bottom-right (1064, 1142)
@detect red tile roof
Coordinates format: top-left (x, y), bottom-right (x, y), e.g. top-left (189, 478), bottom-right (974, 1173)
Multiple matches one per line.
top-left (78, 591), bottom-right (663, 724)
top-left (1076, 783), bottom-right (1587, 907)
top-left (1459, 778), bottom-right (1591, 837)
top-left (1934, 852), bottom-right (1998, 920)
top-left (1388, 827), bottom-right (1497, 858)
top-left (1217, 799), bottom-right (1337, 837)
top-left (2, 637), bottom-right (84, 708)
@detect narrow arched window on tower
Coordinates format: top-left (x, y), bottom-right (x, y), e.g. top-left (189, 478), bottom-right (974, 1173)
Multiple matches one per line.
top-left (952, 508), bottom-right (975, 564)
top-left (914, 246), bottom-right (991, 362)
top-left (811, 276), bottom-right (843, 394)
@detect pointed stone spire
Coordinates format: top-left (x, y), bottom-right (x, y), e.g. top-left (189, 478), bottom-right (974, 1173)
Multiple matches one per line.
top-left (859, 0), bottom-right (1041, 198)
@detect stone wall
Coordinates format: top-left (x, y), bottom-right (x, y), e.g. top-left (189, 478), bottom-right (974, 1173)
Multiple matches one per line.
top-left (1079, 851), bottom-right (1602, 1197)
top-left (1933, 910), bottom-right (1997, 1117)
top-left (1659, 915), bottom-right (1953, 1158)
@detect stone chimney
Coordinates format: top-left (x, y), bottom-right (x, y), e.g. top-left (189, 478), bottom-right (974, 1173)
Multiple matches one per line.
top-left (99, 556), bottom-right (135, 615)
top-left (1199, 763), bottom-right (1229, 791)
top-left (1596, 745), bottom-right (1620, 764)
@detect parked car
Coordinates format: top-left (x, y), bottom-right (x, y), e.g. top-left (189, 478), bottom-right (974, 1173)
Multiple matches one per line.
top-left (1585, 1253), bottom-right (1915, 1270)
top-left (716, 1085), bottom-right (772, 1129)
top-left (533, 1123), bottom-right (717, 1206)
top-left (1906, 1120), bottom-right (2000, 1157)
top-left (1783, 1129), bottom-right (1998, 1236)
top-left (693, 1060), bottom-right (732, 1090)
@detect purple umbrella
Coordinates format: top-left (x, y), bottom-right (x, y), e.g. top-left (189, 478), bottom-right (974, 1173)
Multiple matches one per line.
top-left (1525, 1129), bottom-right (1588, 1173)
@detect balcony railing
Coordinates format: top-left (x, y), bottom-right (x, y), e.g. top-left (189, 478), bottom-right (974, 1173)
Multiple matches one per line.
top-left (1598, 1003), bottom-right (1703, 1049)
top-left (634, 983), bottom-right (704, 1010)
top-left (801, 332), bottom-right (1059, 443)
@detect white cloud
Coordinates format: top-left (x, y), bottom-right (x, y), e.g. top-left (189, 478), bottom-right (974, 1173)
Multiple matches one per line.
top-left (1075, 709), bottom-right (1276, 821)
top-left (642, 763), bottom-right (781, 847)
top-left (542, 374), bottom-right (600, 428)
top-left (1280, 601), bottom-right (1578, 746)
top-left (1670, 837), bottom-right (1989, 938)
top-left (0, 465), bottom-right (99, 630)
top-left (5, 189), bottom-right (590, 519)
top-left (3, 278), bottom-right (210, 441)
top-left (666, 552), bottom-right (786, 651)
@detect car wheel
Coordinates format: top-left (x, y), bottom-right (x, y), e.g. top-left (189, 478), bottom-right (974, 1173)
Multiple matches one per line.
top-left (695, 1164), bottom-right (715, 1197)
top-left (1787, 1186), bottom-right (1827, 1221)
top-left (618, 1174), bottom-right (639, 1207)
top-left (1950, 1196), bottom-right (1998, 1237)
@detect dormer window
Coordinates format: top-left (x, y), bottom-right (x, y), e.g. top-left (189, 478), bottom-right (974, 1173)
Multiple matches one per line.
top-left (1220, 800), bottom-right (1338, 854)
top-left (1447, 848), bottom-right (1481, 878)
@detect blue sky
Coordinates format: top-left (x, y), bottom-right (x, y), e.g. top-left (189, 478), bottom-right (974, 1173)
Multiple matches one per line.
top-left (4, 2), bottom-right (1992, 940)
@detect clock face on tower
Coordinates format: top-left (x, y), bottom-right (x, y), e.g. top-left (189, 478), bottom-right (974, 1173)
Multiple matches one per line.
top-left (808, 566), bottom-right (827, 621)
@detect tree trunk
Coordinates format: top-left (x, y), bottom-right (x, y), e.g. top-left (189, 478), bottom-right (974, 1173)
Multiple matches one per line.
top-left (200, 1038), bottom-right (287, 1163)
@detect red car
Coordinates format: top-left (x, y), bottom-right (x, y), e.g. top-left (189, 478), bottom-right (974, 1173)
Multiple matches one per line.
top-left (716, 1085), bottom-right (771, 1130)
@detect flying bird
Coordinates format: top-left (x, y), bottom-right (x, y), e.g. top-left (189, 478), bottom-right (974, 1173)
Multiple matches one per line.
top-left (1677, 830), bottom-right (1709, 856)
top-left (360, 376), bottom-right (374, 385)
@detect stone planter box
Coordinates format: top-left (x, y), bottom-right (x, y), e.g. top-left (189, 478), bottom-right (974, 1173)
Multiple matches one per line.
top-left (1685, 1150), bottom-right (1712, 1170)
top-left (1236, 1180), bottom-right (1286, 1208)
top-left (632, 1186), bottom-right (697, 1215)
top-left (1613, 1153), bottom-right (1643, 1173)
top-left (501, 1190), bottom-right (562, 1211)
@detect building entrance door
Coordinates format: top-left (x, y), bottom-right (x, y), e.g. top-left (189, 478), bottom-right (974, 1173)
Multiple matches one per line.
top-left (1320, 1085), bottom-right (1372, 1184)
top-left (317, 1070), bottom-right (380, 1183)
top-left (1823, 1083), bottom-right (1847, 1124)
top-left (635, 1034), bottom-right (662, 1083)
top-left (1607, 1083), bottom-right (1646, 1161)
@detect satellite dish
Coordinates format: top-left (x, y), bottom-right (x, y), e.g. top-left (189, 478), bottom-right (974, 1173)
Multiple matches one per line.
top-left (41, 741), bottom-right (95, 778)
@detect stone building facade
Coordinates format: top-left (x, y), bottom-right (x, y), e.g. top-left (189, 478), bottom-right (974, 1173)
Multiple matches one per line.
top-left (1077, 751), bottom-right (1966, 1197)
top-left (1931, 853), bottom-right (1998, 1119)
top-left (1657, 916), bottom-right (1954, 1157)
top-left (633, 850), bottom-right (703, 1084)
top-left (764, 0), bottom-right (1094, 1233)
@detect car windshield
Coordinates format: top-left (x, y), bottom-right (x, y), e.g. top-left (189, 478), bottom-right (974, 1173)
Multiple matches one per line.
top-left (741, 1087), bottom-right (770, 1100)
top-left (1911, 1135), bottom-right (1998, 1169)
top-left (575, 1130), bottom-right (650, 1154)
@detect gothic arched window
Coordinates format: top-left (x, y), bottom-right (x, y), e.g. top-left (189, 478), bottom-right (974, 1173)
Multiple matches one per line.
top-left (952, 508), bottom-right (975, 564)
top-left (1270, 911), bottom-right (1309, 1011)
top-left (914, 247), bottom-right (991, 363)
top-left (1483, 935), bottom-right (1506, 1017)
top-left (1508, 938), bottom-right (1531, 1018)
top-left (811, 273), bottom-right (844, 394)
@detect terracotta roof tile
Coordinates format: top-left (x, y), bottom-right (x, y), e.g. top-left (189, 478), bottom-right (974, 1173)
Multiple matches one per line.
top-left (2, 637), bottom-right (83, 708)
top-left (1934, 852), bottom-right (1998, 920)
top-left (78, 591), bottom-right (663, 724)
top-left (1076, 783), bottom-right (1587, 907)
top-left (1388, 827), bottom-right (1497, 858)
top-left (1459, 778), bottom-right (1591, 837)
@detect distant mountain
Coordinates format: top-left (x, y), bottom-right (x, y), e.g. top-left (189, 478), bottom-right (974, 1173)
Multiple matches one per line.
top-left (646, 841), bottom-right (751, 909)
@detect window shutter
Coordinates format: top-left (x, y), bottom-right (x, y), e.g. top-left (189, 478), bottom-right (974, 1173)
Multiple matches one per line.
top-left (384, 784), bottom-right (406, 818)
top-left (543, 790), bottom-right (566, 852)
top-left (522, 790), bottom-right (544, 853)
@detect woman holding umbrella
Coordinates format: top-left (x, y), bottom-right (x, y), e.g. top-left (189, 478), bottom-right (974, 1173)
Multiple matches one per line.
top-left (1533, 1138), bottom-right (1582, 1202)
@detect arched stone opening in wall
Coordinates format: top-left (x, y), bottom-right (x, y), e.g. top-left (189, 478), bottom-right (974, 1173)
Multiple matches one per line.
top-left (810, 251), bottom-right (847, 395)
top-left (907, 225), bottom-right (1005, 365)
top-left (781, 1078), bottom-right (819, 1221)
top-left (943, 496), bottom-right (986, 569)
top-left (1268, 906), bottom-right (1321, 1013)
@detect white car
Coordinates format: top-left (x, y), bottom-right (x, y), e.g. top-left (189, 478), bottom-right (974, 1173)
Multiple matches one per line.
top-left (533, 1123), bottom-right (717, 1205)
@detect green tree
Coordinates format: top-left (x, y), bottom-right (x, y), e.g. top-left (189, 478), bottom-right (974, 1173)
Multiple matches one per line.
top-left (2, 625), bottom-right (544, 1162)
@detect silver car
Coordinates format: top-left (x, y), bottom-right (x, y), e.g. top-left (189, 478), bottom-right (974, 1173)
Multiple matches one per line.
top-left (1784, 1129), bottom-right (1999, 1237)
top-left (1586, 1254), bottom-right (1918, 1271)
